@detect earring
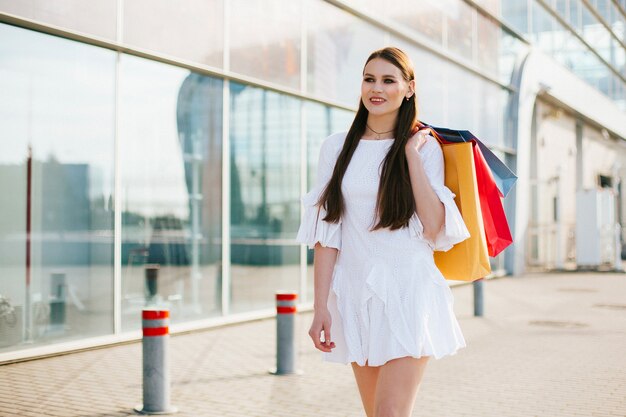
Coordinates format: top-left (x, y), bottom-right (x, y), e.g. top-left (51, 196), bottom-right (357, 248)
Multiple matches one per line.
top-left (406, 96), bottom-right (410, 101)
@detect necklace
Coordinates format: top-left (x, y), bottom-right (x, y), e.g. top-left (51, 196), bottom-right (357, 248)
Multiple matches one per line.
top-left (366, 124), bottom-right (394, 140)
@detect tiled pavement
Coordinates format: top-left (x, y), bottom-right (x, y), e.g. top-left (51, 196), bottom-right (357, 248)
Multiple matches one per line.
top-left (1, 272), bottom-right (625, 417)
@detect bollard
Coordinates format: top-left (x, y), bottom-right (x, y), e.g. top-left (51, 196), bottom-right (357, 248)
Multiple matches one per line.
top-left (473, 278), bottom-right (484, 317)
top-left (269, 292), bottom-right (302, 375)
top-left (134, 308), bottom-right (177, 415)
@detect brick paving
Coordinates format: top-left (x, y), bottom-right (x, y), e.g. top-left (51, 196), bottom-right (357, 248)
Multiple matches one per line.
top-left (1, 272), bottom-right (625, 417)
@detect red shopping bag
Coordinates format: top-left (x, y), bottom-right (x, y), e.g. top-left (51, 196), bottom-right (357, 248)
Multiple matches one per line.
top-left (472, 144), bottom-right (513, 257)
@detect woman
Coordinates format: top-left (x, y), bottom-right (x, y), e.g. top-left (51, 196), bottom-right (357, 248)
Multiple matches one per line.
top-left (296, 46), bottom-right (470, 417)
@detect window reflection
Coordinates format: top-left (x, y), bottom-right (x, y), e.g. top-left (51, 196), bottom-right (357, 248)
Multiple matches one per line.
top-left (0, 0), bottom-right (117, 40)
top-left (477, 12), bottom-right (500, 78)
top-left (119, 55), bottom-right (223, 329)
top-left (306, 0), bottom-right (388, 106)
top-left (0, 24), bottom-right (115, 351)
top-left (230, 0), bottom-right (301, 89)
top-left (389, 0), bottom-right (444, 46)
top-left (123, 0), bottom-right (224, 68)
top-left (230, 82), bottom-right (301, 313)
top-left (446, 0), bottom-right (475, 61)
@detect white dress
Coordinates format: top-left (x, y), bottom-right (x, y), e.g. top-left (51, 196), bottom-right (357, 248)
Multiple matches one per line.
top-left (296, 131), bottom-right (471, 367)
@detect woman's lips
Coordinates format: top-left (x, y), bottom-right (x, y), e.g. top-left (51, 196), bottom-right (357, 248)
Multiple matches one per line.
top-left (370, 98), bottom-right (386, 105)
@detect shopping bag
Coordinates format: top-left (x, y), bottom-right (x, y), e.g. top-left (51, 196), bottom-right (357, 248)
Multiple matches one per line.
top-left (419, 122), bottom-right (517, 198)
top-left (473, 144), bottom-right (514, 256)
top-left (431, 140), bottom-right (491, 281)
top-left (418, 121), bottom-right (515, 257)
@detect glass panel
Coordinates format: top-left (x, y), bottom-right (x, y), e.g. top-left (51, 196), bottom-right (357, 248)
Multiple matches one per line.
top-left (391, 38), bottom-right (447, 125)
top-left (570, 0), bottom-right (581, 30)
top-left (446, 63), bottom-right (479, 131)
top-left (123, 0), bottom-right (224, 69)
top-left (0, 24), bottom-right (115, 352)
top-left (595, 0), bottom-right (612, 23)
top-left (229, 82), bottom-right (301, 313)
top-left (119, 55), bottom-right (223, 330)
top-left (553, 24), bottom-right (583, 72)
top-left (477, 12), bottom-right (501, 78)
top-left (502, 0), bottom-right (530, 34)
top-left (445, 0), bottom-right (475, 61)
top-left (609, 3), bottom-right (625, 43)
top-left (347, 0), bottom-right (449, 50)
top-left (472, 0), bottom-right (502, 17)
top-left (305, 104), bottom-right (354, 191)
top-left (476, 81), bottom-right (507, 148)
top-left (500, 29), bottom-right (528, 85)
top-left (0, 0), bottom-right (117, 40)
top-left (304, 103), bottom-right (353, 302)
top-left (306, 0), bottom-right (388, 106)
top-left (230, 0), bottom-right (301, 90)
top-left (531, 1), bottom-right (555, 53)
top-left (581, 4), bottom-right (613, 65)
top-left (388, 0), bottom-right (445, 46)
top-left (555, 0), bottom-right (569, 21)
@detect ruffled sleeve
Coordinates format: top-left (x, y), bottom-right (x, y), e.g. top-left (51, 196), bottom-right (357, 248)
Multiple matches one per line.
top-left (408, 135), bottom-right (470, 252)
top-left (295, 133), bottom-right (344, 250)
top-left (296, 185), bottom-right (342, 250)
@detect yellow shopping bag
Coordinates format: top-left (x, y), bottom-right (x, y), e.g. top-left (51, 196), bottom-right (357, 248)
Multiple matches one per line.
top-left (433, 141), bottom-right (491, 281)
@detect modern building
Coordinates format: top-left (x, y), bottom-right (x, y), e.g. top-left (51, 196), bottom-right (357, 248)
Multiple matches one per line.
top-left (1, 0), bottom-right (624, 363)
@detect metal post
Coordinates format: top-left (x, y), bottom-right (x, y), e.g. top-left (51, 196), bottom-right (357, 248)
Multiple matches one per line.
top-left (270, 292), bottom-right (302, 375)
top-left (473, 279), bottom-right (484, 317)
top-left (134, 308), bottom-right (177, 415)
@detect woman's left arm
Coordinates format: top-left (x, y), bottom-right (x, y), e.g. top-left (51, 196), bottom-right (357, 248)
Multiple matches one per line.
top-left (405, 130), bottom-right (445, 241)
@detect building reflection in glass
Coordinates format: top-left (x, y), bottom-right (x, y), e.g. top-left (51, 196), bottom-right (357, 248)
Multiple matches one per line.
top-left (119, 56), bottom-right (223, 329)
top-left (229, 82), bottom-right (301, 313)
top-left (0, 23), bottom-right (116, 351)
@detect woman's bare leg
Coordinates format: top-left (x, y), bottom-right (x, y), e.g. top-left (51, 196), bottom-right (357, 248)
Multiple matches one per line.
top-left (351, 360), bottom-right (381, 417)
top-left (373, 355), bottom-right (430, 417)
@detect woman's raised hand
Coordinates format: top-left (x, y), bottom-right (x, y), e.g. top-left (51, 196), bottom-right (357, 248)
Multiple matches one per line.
top-left (405, 126), bottom-right (431, 156)
top-left (309, 307), bottom-right (336, 352)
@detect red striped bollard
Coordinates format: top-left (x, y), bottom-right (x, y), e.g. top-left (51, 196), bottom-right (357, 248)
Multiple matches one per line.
top-left (134, 308), bottom-right (178, 415)
top-left (269, 292), bottom-right (302, 375)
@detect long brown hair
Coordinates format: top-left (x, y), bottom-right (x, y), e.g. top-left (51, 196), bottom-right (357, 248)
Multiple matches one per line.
top-left (317, 46), bottom-right (420, 231)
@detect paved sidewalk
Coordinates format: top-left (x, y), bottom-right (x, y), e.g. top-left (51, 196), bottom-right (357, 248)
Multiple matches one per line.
top-left (1, 272), bottom-right (625, 417)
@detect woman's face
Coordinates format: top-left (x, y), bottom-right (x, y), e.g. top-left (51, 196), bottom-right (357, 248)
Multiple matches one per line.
top-left (361, 57), bottom-right (414, 117)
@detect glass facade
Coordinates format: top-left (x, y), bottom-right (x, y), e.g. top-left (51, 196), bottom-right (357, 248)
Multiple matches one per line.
top-left (0, 24), bottom-right (116, 350)
top-left (0, 0), bottom-right (117, 40)
top-left (229, 82), bottom-right (301, 313)
top-left (230, 0), bottom-right (302, 90)
top-left (123, 0), bottom-right (224, 69)
top-left (502, 0), bottom-right (626, 110)
top-left (2, 0), bottom-right (623, 358)
top-left (306, 0), bottom-right (388, 106)
top-left (118, 55), bottom-right (223, 329)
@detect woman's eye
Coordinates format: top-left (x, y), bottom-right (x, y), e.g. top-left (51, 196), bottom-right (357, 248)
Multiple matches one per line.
top-left (363, 78), bottom-right (394, 83)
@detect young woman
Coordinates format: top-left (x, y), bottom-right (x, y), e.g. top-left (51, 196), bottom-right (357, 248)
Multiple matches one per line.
top-left (296, 46), bottom-right (470, 417)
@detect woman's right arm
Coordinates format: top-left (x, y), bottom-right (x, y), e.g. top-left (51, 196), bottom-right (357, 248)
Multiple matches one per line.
top-left (309, 244), bottom-right (338, 352)
top-left (296, 133), bottom-right (345, 352)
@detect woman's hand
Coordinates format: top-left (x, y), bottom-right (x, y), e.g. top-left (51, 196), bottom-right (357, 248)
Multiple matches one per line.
top-left (309, 307), bottom-right (336, 352)
top-left (405, 127), bottom-right (431, 158)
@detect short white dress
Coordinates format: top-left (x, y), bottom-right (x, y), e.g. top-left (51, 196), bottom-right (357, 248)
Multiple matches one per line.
top-left (296, 131), bottom-right (471, 367)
